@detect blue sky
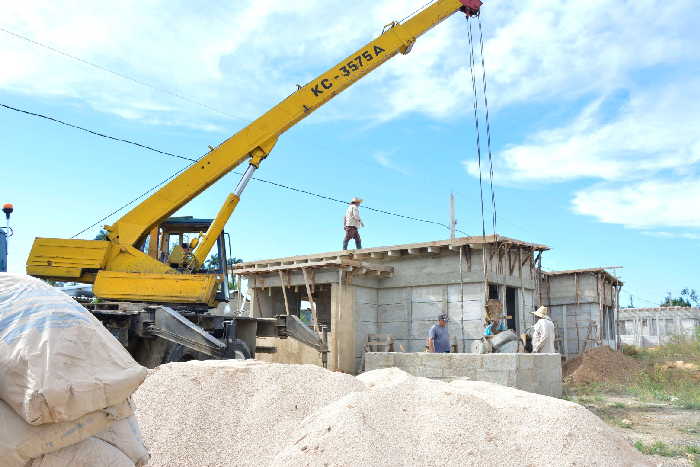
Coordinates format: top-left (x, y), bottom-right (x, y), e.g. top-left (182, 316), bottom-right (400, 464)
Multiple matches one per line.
top-left (1, 0), bottom-right (698, 307)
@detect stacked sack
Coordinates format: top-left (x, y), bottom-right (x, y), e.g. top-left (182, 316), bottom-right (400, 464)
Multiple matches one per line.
top-left (0, 273), bottom-right (150, 467)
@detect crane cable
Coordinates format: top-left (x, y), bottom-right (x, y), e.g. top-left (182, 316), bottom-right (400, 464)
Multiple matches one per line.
top-left (467, 15), bottom-right (498, 238)
top-left (476, 15), bottom-right (497, 237)
top-left (466, 18), bottom-right (486, 239)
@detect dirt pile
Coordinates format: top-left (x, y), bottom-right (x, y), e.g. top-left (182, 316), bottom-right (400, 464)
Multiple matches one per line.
top-left (564, 345), bottom-right (643, 385)
top-left (134, 360), bottom-right (652, 466)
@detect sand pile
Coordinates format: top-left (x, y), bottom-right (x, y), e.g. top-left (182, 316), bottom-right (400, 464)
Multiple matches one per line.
top-left (274, 370), bottom-right (649, 466)
top-left (564, 345), bottom-right (642, 385)
top-left (134, 360), bottom-right (652, 466)
top-left (132, 360), bottom-right (365, 466)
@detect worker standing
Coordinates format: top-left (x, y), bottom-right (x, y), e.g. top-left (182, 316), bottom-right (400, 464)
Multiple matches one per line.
top-left (343, 197), bottom-right (364, 250)
top-left (428, 314), bottom-right (450, 353)
top-left (531, 306), bottom-right (556, 353)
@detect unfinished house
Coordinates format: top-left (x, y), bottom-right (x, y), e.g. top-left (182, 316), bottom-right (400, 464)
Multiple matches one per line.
top-left (618, 307), bottom-right (700, 347)
top-left (233, 236), bottom-right (549, 374)
top-left (541, 268), bottom-right (623, 359)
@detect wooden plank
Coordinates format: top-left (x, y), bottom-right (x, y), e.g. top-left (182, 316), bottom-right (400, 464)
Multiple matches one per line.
top-left (301, 267), bottom-right (320, 333)
top-left (232, 258), bottom-right (361, 275)
top-left (427, 246), bottom-right (441, 254)
top-left (278, 270), bottom-right (290, 316)
top-left (231, 235), bottom-right (551, 271)
top-left (370, 252), bottom-right (385, 259)
top-left (387, 250), bottom-right (402, 257)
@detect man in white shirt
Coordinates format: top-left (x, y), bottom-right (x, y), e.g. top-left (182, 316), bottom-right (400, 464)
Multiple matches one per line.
top-left (343, 197), bottom-right (364, 250)
top-left (531, 306), bottom-right (556, 353)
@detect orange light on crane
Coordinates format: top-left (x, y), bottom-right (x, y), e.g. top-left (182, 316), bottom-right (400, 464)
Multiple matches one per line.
top-left (2, 203), bottom-right (13, 221)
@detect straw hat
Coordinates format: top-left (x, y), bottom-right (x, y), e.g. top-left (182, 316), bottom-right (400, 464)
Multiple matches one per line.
top-left (350, 197), bottom-right (363, 204)
top-left (531, 306), bottom-right (549, 318)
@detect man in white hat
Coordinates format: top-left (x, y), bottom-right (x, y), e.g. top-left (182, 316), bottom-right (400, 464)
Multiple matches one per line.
top-left (343, 197), bottom-right (364, 250)
top-left (531, 306), bottom-right (556, 353)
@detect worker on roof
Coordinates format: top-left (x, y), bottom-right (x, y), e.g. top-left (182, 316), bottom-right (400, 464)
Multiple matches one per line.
top-left (531, 306), bottom-right (556, 353)
top-left (428, 313), bottom-right (450, 353)
top-left (343, 197), bottom-right (364, 250)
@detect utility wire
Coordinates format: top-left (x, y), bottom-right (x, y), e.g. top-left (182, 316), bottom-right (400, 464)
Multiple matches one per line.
top-left (399, 0), bottom-right (437, 24)
top-left (0, 26), bottom-right (244, 121)
top-left (1, 102), bottom-right (466, 237)
top-left (0, 103), bottom-right (194, 162)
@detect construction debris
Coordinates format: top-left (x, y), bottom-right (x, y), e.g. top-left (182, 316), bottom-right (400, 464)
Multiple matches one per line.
top-left (563, 345), bottom-right (642, 385)
top-left (134, 360), bottom-right (652, 466)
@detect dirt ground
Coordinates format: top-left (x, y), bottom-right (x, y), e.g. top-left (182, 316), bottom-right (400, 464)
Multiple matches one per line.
top-left (567, 392), bottom-right (699, 466)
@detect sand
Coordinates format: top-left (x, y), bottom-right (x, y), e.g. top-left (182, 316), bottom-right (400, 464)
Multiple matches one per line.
top-left (134, 360), bottom-right (653, 466)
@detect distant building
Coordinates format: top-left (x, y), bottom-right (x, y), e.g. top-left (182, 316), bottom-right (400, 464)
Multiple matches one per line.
top-left (541, 268), bottom-right (623, 358)
top-left (618, 307), bottom-right (700, 347)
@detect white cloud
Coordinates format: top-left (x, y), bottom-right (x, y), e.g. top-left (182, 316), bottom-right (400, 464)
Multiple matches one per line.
top-left (642, 231), bottom-right (700, 241)
top-left (372, 150), bottom-right (409, 175)
top-left (2, 0), bottom-right (695, 127)
top-left (572, 179), bottom-right (700, 229)
top-left (471, 81), bottom-right (700, 183)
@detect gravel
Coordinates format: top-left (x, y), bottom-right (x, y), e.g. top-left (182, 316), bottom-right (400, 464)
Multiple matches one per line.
top-left (134, 361), bottom-right (654, 467)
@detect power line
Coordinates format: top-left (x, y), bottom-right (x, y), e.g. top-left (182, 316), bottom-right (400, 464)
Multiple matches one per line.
top-left (1, 101), bottom-right (466, 237)
top-left (0, 26), bottom-right (245, 121)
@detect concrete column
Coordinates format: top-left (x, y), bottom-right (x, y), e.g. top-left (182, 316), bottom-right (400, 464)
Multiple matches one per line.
top-left (331, 282), bottom-right (356, 373)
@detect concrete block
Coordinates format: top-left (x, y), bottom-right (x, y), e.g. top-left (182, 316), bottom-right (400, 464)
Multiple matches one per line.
top-left (448, 354), bottom-right (483, 370)
top-left (475, 369), bottom-right (514, 386)
top-left (462, 320), bottom-right (485, 340)
top-left (357, 303), bottom-right (378, 323)
top-left (379, 322), bottom-right (409, 340)
top-left (447, 301), bottom-right (483, 321)
top-left (417, 353), bottom-right (447, 369)
top-left (515, 369), bottom-right (537, 391)
top-left (354, 286), bottom-right (378, 305)
top-left (482, 353), bottom-right (518, 371)
top-left (517, 354), bottom-right (536, 370)
top-left (394, 352), bottom-right (420, 367)
top-left (378, 303), bottom-right (409, 322)
top-left (364, 352), bottom-right (395, 370)
top-left (410, 319), bottom-right (436, 339)
top-left (378, 288), bottom-right (407, 306)
top-left (447, 367), bottom-right (477, 379)
top-left (411, 301), bottom-right (443, 320)
top-left (447, 283), bottom-right (483, 303)
top-left (413, 366), bottom-right (444, 378)
top-left (412, 286), bottom-right (445, 303)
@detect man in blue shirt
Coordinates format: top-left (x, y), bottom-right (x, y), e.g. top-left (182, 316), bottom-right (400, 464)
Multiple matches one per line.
top-left (428, 313), bottom-right (450, 353)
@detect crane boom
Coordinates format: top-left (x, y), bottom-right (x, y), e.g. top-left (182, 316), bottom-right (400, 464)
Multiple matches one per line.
top-left (27, 0), bottom-right (483, 305)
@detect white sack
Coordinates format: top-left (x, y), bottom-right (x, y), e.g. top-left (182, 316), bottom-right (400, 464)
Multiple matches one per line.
top-left (95, 416), bottom-right (150, 466)
top-left (0, 399), bottom-right (134, 467)
top-left (29, 438), bottom-right (135, 467)
top-left (0, 273), bottom-right (147, 425)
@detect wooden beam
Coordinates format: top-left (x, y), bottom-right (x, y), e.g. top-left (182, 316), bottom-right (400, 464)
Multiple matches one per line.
top-left (278, 270), bottom-right (290, 316)
top-left (407, 248), bottom-right (423, 255)
top-left (427, 246), bottom-right (441, 254)
top-left (301, 267), bottom-right (319, 333)
top-left (370, 252), bottom-right (385, 259)
top-left (466, 245), bottom-right (472, 272)
top-left (387, 250), bottom-right (402, 257)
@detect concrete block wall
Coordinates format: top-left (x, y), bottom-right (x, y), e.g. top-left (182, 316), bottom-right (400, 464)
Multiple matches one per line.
top-left (365, 352), bottom-right (563, 398)
top-left (377, 283), bottom-right (484, 354)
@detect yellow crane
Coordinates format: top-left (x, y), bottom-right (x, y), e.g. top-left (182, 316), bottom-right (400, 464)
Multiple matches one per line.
top-left (28, 0), bottom-right (483, 306)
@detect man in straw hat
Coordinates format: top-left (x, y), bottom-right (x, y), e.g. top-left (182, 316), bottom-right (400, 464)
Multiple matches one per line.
top-left (531, 306), bottom-right (556, 353)
top-left (343, 197), bottom-right (364, 250)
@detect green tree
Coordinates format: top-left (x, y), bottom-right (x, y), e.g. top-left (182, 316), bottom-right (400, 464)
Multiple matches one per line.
top-left (660, 288), bottom-right (698, 307)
